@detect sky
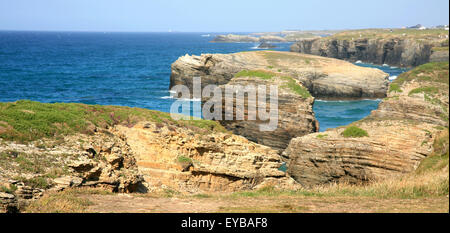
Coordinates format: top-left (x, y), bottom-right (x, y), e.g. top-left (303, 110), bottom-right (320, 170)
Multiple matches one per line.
top-left (0, 0), bottom-right (449, 32)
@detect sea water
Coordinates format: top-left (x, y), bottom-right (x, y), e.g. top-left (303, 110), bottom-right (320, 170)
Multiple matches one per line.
top-left (0, 31), bottom-right (407, 131)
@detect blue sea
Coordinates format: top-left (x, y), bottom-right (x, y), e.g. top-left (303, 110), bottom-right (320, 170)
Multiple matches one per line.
top-left (0, 31), bottom-right (407, 131)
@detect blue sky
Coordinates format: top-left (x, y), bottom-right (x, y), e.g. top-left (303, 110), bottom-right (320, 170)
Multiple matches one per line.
top-left (0, 0), bottom-right (448, 32)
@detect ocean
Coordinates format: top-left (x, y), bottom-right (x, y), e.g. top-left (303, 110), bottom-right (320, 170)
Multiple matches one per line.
top-left (0, 31), bottom-right (408, 131)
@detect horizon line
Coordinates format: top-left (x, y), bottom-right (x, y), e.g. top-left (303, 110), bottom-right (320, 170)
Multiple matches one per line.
top-left (2, 26), bottom-right (447, 34)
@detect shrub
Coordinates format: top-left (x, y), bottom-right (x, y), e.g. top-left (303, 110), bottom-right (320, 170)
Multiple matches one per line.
top-left (341, 126), bottom-right (369, 138)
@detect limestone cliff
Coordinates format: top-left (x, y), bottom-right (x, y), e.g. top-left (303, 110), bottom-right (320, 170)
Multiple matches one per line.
top-left (117, 122), bottom-right (298, 193)
top-left (284, 62), bottom-right (449, 187)
top-left (170, 51), bottom-right (388, 151)
top-left (0, 101), bottom-right (300, 212)
top-left (171, 51), bottom-right (389, 99)
top-left (291, 29), bottom-right (449, 67)
top-left (211, 75), bottom-right (319, 152)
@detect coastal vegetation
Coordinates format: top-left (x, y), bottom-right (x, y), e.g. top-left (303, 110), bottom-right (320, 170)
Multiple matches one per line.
top-left (392, 62), bottom-right (449, 86)
top-left (0, 100), bottom-right (227, 143)
top-left (233, 69), bottom-right (312, 98)
top-left (341, 126), bottom-right (369, 138)
top-left (234, 70), bottom-right (275, 80)
top-left (327, 28), bottom-right (449, 41)
top-left (280, 76), bottom-right (312, 98)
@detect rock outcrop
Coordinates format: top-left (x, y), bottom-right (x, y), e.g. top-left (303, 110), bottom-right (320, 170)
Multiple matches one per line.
top-left (284, 62), bottom-right (449, 187)
top-left (170, 51), bottom-right (389, 99)
top-left (210, 75), bottom-right (318, 152)
top-left (0, 100), bottom-right (303, 212)
top-left (116, 122), bottom-right (299, 193)
top-left (170, 51), bottom-right (388, 150)
top-left (291, 30), bottom-right (449, 67)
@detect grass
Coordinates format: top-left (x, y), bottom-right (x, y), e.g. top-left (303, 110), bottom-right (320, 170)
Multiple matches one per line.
top-left (316, 134), bottom-right (328, 139)
top-left (234, 70), bottom-right (275, 80)
top-left (281, 76), bottom-right (312, 98)
top-left (341, 126), bottom-right (369, 138)
top-left (392, 62), bottom-right (449, 87)
top-left (0, 150), bottom-right (71, 185)
top-left (0, 184), bottom-right (17, 194)
top-left (328, 28), bottom-right (449, 41)
top-left (0, 100), bottom-right (227, 143)
top-left (177, 156), bottom-right (192, 164)
top-left (233, 70), bottom-right (312, 98)
top-left (408, 86), bottom-right (439, 96)
top-left (24, 188), bottom-right (94, 213)
top-left (388, 83), bottom-right (403, 93)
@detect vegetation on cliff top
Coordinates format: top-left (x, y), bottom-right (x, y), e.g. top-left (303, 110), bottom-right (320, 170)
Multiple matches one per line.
top-left (0, 100), bottom-right (227, 143)
top-left (388, 62), bottom-right (449, 122)
top-left (392, 62), bottom-right (449, 87)
top-left (328, 28), bottom-right (449, 41)
top-left (234, 70), bottom-right (275, 80)
top-left (234, 70), bottom-right (312, 98)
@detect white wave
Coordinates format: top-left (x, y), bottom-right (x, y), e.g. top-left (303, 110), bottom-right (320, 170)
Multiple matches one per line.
top-left (355, 60), bottom-right (362, 64)
top-left (160, 96), bottom-right (174, 99)
top-left (168, 90), bottom-right (177, 94)
top-left (389, 75), bottom-right (398, 81)
top-left (382, 64), bottom-right (389, 67)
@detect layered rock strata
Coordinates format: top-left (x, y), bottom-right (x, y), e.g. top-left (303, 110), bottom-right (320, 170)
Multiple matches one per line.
top-left (284, 62), bottom-right (449, 186)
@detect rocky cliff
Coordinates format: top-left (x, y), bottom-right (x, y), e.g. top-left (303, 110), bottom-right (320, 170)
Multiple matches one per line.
top-left (170, 51), bottom-right (388, 151)
top-left (211, 74), bottom-right (319, 152)
top-left (284, 62), bottom-right (449, 187)
top-left (291, 29), bottom-right (449, 67)
top-left (171, 51), bottom-right (389, 99)
top-left (0, 101), bottom-right (299, 212)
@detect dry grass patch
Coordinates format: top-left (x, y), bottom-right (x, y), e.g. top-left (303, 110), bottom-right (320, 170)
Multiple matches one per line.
top-left (24, 188), bottom-right (95, 213)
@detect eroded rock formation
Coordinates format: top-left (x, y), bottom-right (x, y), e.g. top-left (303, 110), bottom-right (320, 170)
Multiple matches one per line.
top-left (170, 51), bottom-right (388, 151)
top-left (291, 31), bottom-right (449, 67)
top-left (284, 62), bottom-right (449, 187)
top-left (116, 122), bottom-right (299, 193)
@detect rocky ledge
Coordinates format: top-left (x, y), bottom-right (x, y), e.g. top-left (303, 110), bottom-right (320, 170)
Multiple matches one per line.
top-left (291, 29), bottom-right (449, 67)
top-left (284, 62), bottom-right (449, 187)
top-left (170, 51), bottom-right (388, 151)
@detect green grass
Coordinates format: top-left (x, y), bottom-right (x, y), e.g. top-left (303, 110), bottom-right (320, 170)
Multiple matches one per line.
top-left (0, 100), bottom-right (227, 143)
top-left (281, 76), bottom-right (312, 98)
top-left (341, 126), bottom-right (369, 138)
top-left (316, 134), bottom-right (328, 139)
top-left (392, 62), bottom-right (449, 87)
top-left (234, 70), bottom-right (275, 80)
top-left (177, 156), bottom-right (192, 164)
top-left (389, 83), bottom-right (403, 93)
top-left (408, 86), bottom-right (439, 96)
top-left (0, 184), bottom-right (17, 194)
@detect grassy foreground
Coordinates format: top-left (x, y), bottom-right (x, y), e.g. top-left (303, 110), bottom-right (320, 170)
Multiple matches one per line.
top-left (0, 100), bottom-right (227, 143)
